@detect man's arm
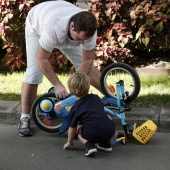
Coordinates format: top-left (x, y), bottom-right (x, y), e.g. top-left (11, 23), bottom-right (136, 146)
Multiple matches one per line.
top-left (78, 48), bottom-right (95, 75)
top-left (79, 48), bottom-right (102, 92)
top-left (36, 45), bottom-right (69, 98)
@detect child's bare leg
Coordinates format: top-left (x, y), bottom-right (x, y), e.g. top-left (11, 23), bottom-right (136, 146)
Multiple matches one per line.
top-left (77, 133), bottom-right (87, 144)
top-left (76, 126), bottom-right (97, 156)
top-left (76, 125), bottom-right (87, 144)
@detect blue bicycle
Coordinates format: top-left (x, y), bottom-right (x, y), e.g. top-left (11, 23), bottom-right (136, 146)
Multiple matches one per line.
top-left (31, 62), bottom-right (141, 138)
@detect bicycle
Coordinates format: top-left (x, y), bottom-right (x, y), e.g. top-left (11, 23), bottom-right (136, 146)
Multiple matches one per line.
top-left (31, 62), bottom-right (141, 142)
top-left (100, 62), bottom-right (141, 103)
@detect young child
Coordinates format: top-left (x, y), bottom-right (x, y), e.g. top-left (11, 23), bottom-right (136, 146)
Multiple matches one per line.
top-left (63, 73), bottom-right (115, 156)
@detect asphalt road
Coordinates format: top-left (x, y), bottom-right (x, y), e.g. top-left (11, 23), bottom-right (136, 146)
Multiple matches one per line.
top-left (0, 123), bottom-right (170, 170)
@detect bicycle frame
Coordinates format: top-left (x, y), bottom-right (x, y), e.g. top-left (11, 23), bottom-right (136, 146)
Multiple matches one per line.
top-left (103, 81), bottom-right (129, 137)
top-left (33, 80), bottom-right (156, 145)
top-left (37, 81), bottom-right (131, 137)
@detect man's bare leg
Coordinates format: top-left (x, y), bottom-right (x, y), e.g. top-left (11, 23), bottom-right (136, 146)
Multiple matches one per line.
top-left (18, 82), bottom-right (38, 137)
top-left (21, 82), bottom-right (38, 115)
top-left (88, 66), bottom-right (102, 93)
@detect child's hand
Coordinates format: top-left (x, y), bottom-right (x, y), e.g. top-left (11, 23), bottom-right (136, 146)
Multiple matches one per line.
top-left (63, 142), bottom-right (73, 150)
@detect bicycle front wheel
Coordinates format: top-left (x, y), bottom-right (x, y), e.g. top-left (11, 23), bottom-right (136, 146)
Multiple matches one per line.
top-left (100, 62), bottom-right (141, 102)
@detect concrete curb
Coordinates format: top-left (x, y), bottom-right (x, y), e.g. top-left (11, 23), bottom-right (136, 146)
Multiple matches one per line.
top-left (0, 100), bottom-right (170, 133)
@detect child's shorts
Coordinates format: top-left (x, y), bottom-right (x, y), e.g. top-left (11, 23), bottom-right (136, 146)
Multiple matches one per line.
top-left (81, 120), bottom-right (115, 143)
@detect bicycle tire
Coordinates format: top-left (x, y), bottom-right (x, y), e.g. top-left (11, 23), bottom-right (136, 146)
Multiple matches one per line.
top-left (32, 93), bottom-right (64, 133)
top-left (100, 62), bottom-right (141, 102)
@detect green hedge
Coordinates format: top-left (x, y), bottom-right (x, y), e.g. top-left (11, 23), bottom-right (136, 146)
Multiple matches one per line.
top-left (0, 0), bottom-right (170, 73)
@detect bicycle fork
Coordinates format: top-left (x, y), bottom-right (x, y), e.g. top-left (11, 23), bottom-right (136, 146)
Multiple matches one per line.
top-left (104, 81), bottom-right (131, 137)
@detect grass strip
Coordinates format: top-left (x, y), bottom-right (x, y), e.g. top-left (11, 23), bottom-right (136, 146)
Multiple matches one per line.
top-left (0, 72), bottom-right (170, 107)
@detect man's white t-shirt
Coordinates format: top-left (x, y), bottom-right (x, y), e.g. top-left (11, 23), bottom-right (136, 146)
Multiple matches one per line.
top-left (26, 1), bottom-right (97, 52)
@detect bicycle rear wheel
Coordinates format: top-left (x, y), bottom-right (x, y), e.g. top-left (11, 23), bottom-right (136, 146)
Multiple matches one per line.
top-left (100, 62), bottom-right (141, 102)
top-left (31, 93), bottom-right (64, 133)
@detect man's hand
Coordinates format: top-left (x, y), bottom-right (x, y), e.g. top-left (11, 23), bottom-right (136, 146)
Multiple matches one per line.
top-left (36, 45), bottom-right (69, 99)
top-left (54, 82), bottom-right (69, 99)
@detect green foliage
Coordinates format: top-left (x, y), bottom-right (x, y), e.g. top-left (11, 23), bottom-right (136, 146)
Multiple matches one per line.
top-left (0, 0), bottom-right (34, 72)
top-left (0, 0), bottom-right (169, 73)
top-left (49, 49), bottom-right (75, 73)
top-left (0, 0), bottom-right (72, 73)
top-left (89, 0), bottom-right (170, 69)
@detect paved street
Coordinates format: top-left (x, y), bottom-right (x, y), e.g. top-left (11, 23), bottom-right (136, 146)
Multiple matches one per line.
top-left (0, 123), bottom-right (170, 170)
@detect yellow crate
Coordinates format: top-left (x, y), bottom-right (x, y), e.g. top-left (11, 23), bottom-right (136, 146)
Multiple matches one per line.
top-left (133, 120), bottom-right (157, 144)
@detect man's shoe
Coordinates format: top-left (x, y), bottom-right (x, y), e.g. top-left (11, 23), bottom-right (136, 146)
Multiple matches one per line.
top-left (85, 142), bottom-right (97, 156)
top-left (97, 142), bottom-right (112, 152)
top-left (18, 117), bottom-right (33, 137)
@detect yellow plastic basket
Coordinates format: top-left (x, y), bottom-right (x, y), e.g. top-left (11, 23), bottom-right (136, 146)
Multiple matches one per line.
top-left (132, 120), bottom-right (157, 144)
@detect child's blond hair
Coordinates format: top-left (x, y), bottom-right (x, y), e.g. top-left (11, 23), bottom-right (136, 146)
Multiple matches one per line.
top-left (68, 73), bottom-right (90, 98)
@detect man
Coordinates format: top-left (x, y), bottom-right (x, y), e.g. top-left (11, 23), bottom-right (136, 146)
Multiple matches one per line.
top-left (18, 1), bottom-right (101, 136)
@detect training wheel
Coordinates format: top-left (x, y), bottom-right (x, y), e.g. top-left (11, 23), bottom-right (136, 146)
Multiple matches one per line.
top-left (39, 98), bottom-right (54, 113)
